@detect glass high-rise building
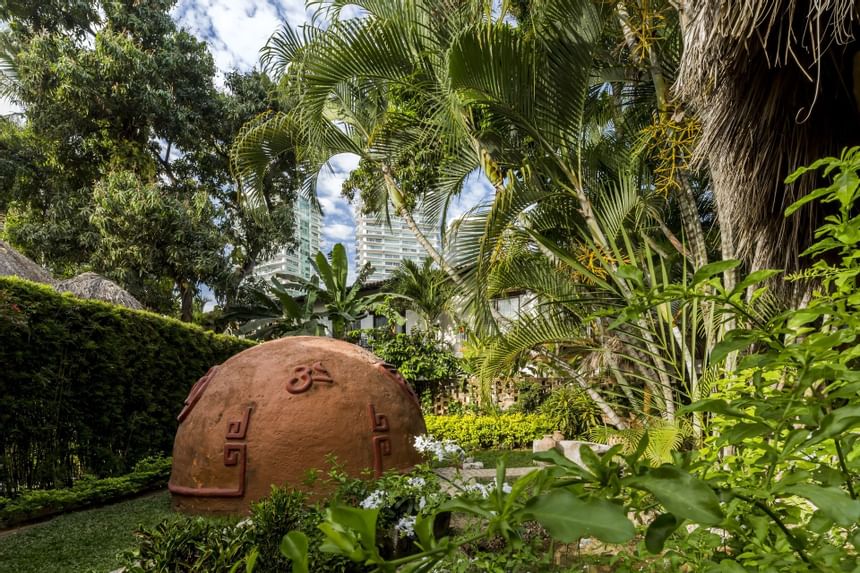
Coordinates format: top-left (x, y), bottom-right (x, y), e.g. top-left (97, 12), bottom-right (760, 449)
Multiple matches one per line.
top-left (253, 196), bottom-right (322, 285)
top-left (355, 203), bottom-right (442, 283)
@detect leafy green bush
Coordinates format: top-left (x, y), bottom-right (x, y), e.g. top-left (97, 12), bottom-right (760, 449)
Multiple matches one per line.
top-left (0, 277), bottom-right (254, 494)
top-left (424, 413), bottom-right (555, 449)
top-left (0, 456), bottom-right (172, 527)
top-left (123, 467), bottom-right (445, 572)
top-left (351, 328), bottom-right (462, 392)
top-left (274, 153), bottom-right (860, 573)
top-left (538, 385), bottom-right (599, 439)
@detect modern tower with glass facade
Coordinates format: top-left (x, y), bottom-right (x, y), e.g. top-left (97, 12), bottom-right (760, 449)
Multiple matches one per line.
top-left (355, 203), bottom-right (442, 282)
top-left (252, 196), bottom-right (322, 285)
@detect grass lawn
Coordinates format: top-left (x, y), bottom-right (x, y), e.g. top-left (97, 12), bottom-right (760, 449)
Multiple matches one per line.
top-left (0, 490), bottom-right (173, 573)
top-left (470, 449), bottom-right (535, 468)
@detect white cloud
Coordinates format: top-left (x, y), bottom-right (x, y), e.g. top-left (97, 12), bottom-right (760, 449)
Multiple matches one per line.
top-left (173, 0), bottom-right (309, 72)
top-left (324, 222), bottom-right (355, 242)
top-left (446, 169), bottom-right (495, 225)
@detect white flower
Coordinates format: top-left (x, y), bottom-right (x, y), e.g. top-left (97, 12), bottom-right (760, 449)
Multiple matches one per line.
top-left (235, 518), bottom-right (253, 528)
top-left (418, 496), bottom-right (427, 510)
top-left (501, 482), bottom-right (513, 494)
top-left (413, 435), bottom-right (465, 462)
top-left (360, 490), bottom-right (386, 509)
top-left (395, 515), bottom-right (417, 538)
top-left (465, 483), bottom-right (492, 498)
top-left (407, 476), bottom-right (426, 489)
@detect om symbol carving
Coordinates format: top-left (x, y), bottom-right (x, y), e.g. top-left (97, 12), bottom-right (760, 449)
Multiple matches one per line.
top-left (286, 361), bottom-right (334, 394)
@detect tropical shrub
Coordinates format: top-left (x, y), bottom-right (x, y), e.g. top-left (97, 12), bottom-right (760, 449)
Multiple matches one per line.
top-left (0, 456), bottom-right (172, 528)
top-left (124, 466), bottom-right (444, 573)
top-left (354, 328), bottom-right (462, 396)
top-left (0, 277), bottom-right (253, 494)
top-left (424, 414), bottom-right (555, 450)
top-left (278, 150), bottom-right (860, 573)
top-left (537, 385), bottom-right (599, 439)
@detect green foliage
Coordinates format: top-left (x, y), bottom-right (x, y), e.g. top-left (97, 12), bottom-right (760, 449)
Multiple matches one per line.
top-left (124, 467), bottom-right (444, 573)
top-left (386, 258), bottom-right (453, 328)
top-left (0, 276), bottom-right (253, 495)
top-left (278, 150), bottom-right (860, 572)
top-left (0, 456), bottom-right (171, 528)
top-left (425, 414), bottom-right (555, 450)
top-left (1, 4), bottom-right (300, 315)
top-left (537, 385), bottom-right (599, 439)
top-left (224, 276), bottom-right (325, 340)
top-left (281, 243), bottom-right (384, 339)
top-left (354, 328), bottom-right (461, 393)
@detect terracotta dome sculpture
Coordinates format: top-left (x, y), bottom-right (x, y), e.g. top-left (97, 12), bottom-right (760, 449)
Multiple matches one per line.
top-left (168, 336), bottom-right (427, 515)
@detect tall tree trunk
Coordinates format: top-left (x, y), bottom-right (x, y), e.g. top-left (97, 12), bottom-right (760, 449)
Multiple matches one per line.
top-left (381, 166), bottom-right (465, 288)
top-left (178, 280), bottom-right (194, 322)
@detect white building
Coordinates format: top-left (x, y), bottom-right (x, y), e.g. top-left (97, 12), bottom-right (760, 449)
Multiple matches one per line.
top-left (355, 204), bottom-right (442, 282)
top-left (252, 196), bottom-right (322, 285)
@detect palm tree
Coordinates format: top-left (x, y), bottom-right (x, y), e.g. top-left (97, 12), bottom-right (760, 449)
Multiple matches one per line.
top-left (224, 277), bottom-right (325, 340)
top-left (230, 1), bottom-right (505, 290)
top-left (676, 0), bottom-right (859, 280)
top-left (388, 257), bottom-right (452, 329)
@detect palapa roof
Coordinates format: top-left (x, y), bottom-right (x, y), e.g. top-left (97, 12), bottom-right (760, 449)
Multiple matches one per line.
top-left (0, 239), bottom-right (54, 284)
top-left (56, 272), bottom-right (145, 310)
top-left (677, 0), bottom-right (859, 277)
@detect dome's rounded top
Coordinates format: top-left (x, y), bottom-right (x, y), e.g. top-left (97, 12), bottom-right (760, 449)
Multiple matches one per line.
top-left (169, 336), bottom-right (426, 515)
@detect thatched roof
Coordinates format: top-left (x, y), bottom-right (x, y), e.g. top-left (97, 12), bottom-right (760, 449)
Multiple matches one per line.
top-left (677, 1), bottom-right (859, 275)
top-left (0, 239), bottom-right (54, 284)
top-left (56, 272), bottom-right (144, 310)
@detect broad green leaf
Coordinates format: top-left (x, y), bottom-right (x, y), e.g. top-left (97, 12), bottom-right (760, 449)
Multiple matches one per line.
top-left (645, 513), bottom-right (680, 554)
top-left (523, 490), bottom-right (634, 543)
top-left (710, 336), bottom-right (756, 365)
top-left (719, 422), bottom-right (772, 444)
top-left (629, 466), bottom-right (724, 525)
top-left (692, 260), bottom-right (741, 287)
top-left (784, 484), bottom-right (860, 527)
top-left (327, 505), bottom-right (379, 549)
top-left (732, 269), bottom-right (782, 295)
top-left (784, 186), bottom-right (833, 216)
top-left (808, 405), bottom-right (860, 445)
top-left (280, 532), bottom-right (308, 573)
top-left (678, 399), bottom-right (757, 422)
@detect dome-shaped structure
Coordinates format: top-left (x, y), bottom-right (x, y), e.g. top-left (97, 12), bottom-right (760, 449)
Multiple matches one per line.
top-left (168, 336), bottom-right (427, 515)
top-left (55, 272), bottom-right (144, 310)
top-left (0, 240), bottom-right (53, 284)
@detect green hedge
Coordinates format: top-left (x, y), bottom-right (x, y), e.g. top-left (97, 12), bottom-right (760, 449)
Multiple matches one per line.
top-left (0, 277), bottom-right (254, 495)
top-left (0, 456), bottom-right (172, 528)
top-left (424, 413), bottom-right (556, 450)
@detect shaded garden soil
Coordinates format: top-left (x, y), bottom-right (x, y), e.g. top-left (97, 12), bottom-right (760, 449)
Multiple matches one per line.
top-left (0, 490), bottom-right (173, 573)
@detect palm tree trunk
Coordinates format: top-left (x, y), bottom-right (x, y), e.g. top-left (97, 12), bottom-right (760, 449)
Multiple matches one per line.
top-left (382, 166), bottom-right (466, 288)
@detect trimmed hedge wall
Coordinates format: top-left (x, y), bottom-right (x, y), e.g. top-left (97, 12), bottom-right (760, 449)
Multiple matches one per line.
top-left (0, 456), bottom-right (172, 528)
top-left (424, 413), bottom-right (556, 450)
top-left (0, 277), bottom-right (254, 495)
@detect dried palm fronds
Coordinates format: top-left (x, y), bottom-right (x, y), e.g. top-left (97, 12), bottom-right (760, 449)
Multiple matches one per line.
top-left (677, 0), bottom-right (859, 275)
top-left (0, 239), bottom-right (54, 284)
top-left (56, 272), bottom-right (144, 310)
